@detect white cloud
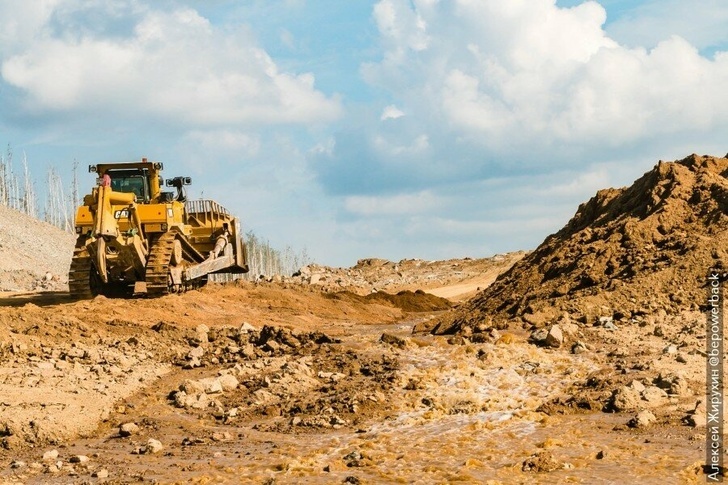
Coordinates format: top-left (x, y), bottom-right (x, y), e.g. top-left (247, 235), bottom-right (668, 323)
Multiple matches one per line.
top-left (358, 0), bottom-right (728, 159)
top-left (185, 130), bottom-right (261, 158)
top-left (0, 1), bottom-right (342, 126)
top-left (0, 0), bottom-right (62, 56)
top-left (381, 104), bottom-right (404, 120)
top-left (533, 167), bottom-right (610, 197)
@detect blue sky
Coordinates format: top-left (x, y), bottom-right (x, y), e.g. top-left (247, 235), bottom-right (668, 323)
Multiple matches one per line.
top-left (1, 0), bottom-right (728, 267)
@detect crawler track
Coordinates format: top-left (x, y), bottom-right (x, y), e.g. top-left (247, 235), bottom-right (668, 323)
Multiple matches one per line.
top-left (68, 240), bottom-right (95, 299)
top-left (145, 232), bottom-right (177, 296)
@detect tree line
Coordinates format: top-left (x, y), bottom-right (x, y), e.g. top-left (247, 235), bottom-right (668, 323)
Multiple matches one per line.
top-left (0, 146), bottom-right (310, 278)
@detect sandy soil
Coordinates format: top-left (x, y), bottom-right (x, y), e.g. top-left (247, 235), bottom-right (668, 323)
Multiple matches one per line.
top-left (0, 266), bottom-right (711, 484)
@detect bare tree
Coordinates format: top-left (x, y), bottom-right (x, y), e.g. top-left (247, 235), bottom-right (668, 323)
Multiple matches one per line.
top-left (0, 145), bottom-right (19, 210)
top-left (44, 167), bottom-right (71, 231)
top-left (21, 152), bottom-right (36, 217)
top-left (71, 159), bottom-right (80, 208)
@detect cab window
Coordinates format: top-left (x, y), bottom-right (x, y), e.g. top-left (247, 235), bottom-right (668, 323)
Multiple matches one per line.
top-left (111, 176), bottom-right (146, 201)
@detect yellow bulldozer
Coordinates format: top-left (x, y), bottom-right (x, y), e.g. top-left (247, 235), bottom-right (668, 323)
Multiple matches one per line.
top-left (69, 158), bottom-right (249, 298)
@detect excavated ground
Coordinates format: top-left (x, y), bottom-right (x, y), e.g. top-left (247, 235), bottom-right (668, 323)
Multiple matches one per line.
top-left (0, 268), bottom-right (711, 484)
top-left (0, 154), bottom-right (723, 483)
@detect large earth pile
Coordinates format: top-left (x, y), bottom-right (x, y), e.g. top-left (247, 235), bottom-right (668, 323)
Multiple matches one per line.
top-left (433, 153), bottom-right (728, 334)
top-left (0, 205), bottom-right (75, 292)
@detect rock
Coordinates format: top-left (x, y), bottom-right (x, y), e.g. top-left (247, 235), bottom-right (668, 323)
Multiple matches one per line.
top-left (522, 451), bottom-right (562, 472)
top-left (529, 328), bottom-right (549, 345)
top-left (687, 412), bottom-right (707, 427)
top-left (411, 319), bottom-right (439, 334)
top-left (199, 377), bottom-right (223, 394)
top-left (611, 386), bottom-right (641, 412)
top-left (685, 400), bottom-right (707, 427)
top-left (240, 344), bottom-right (258, 359)
top-left (211, 432), bottom-right (231, 442)
top-left (119, 422), bottom-right (139, 437)
top-left (545, 325), bottom-right (564, 348)
top-left (523, 310), bottom-right (554, 328)
top-left (239, 322), bottom-right (258, 334)
top-left (571, 341), bottom-right (588, 354)
top-left (663, 344), bottom-right (678, 355)
top-left (656, 374), bottom-right (691, 396)
top-left (264, 340), bottom-right (280, 353)
top-left (188, 346), bottom-right (205, 359)
top-left (195, 324), bottom-right (210, 343)
top-left (180, 379), bottom-right (206, 395)
top-left (69, 455), bottom-right (90, 464)
top-left (176, 391), bottom-right (209, 410)
top-left (380, 333), bottom-right (408, 348)
top-left (218, 374), bottom-right (239, 391)
top-left (628, 380), bottom-right (646, 393)
top-left (653, 326), bottom-right (665, 337)
top-left (628, 410), bottom-right (656, 428)
top-left (144, 438), bottom-right (164, 454)
top-left (184, 356), bottom-right (202, 369)
top-left (93, 469), bottom-right (109, 478)
top-left (598, 316), bottom-right (613, 326)
top-left (559, 322), bottom-right (580, 337)
top-left (10, 460), bottom-right (26, 469)
top-left (599, 316), bottom-right (618, 330)
top-left (42, 450), bottom-right (59, 461)
top-left (641, 386), bottom-right (668, 405)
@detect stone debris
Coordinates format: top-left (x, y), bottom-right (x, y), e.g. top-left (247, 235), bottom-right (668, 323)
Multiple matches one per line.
top-left (119, 422), bottom-right (140, 437)
top-left (529, 325), bottom-right (563, 348)
top-left (42, 449), bottom-right (59, 461)
top-left (135, 438), bottom-right (164, 455)
top-left (545, 325), bottom-right (564, 348)
top-left (93, 469), bottom-right (109, 478)
top-left (683, 400), bottom-right (707, 427)
top-left (379, 333), bottom-right (409, 348)
top-left (628, 410), bottom-right (657, 428)
top-left (522, 451), bottom-right (562, 472)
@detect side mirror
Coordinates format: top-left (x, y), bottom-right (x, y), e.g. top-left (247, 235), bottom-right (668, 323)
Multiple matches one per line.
top-left (184, 177), bottom-right (192, 185)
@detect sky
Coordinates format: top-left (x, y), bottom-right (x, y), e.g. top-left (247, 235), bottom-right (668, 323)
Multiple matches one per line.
top-left (1, 0), bottom-right (727, 267)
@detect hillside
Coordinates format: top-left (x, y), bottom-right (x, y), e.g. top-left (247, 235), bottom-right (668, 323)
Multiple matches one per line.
top-left (432, 153), bottom-right (728, 334)
top-left (0, 205), bottom-right (75, 292)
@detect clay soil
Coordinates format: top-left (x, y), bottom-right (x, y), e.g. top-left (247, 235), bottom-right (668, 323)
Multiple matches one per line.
top-left (0, 154), bottom-right (724, 484)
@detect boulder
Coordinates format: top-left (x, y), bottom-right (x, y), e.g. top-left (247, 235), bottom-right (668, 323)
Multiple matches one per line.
top-left (628, 410), bottom-right (656, 428)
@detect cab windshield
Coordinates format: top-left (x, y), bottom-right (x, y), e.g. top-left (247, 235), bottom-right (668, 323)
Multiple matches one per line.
top-left (109, 172), bottom-right (148, 202)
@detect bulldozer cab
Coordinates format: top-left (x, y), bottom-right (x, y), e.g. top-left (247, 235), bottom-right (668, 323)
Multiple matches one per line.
top-left (109, 171), bottom-right (148, 202)
top-left (91, 159), bottom-right (164, 204)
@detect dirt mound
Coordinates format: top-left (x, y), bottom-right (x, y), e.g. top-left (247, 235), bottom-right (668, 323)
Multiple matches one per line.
top-left (326, 289), bottom-right (452, 312)
top-left (289, 253), bottom-right (524, 299)
top-left (434, 153), bottom-right (728, 334)
top-left (0, 205), bottom-right (75, 292)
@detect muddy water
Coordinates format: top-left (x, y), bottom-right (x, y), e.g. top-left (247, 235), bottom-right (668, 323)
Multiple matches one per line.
top-left (2, 321), bottom-right (704, 484)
